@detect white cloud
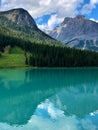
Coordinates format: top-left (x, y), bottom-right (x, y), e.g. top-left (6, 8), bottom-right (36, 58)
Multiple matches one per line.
top-left (37, 24), bottom-right (47, 31)
top-left (90, 0), bottom-right (98, 4)
top-left (90, 18), bottom-right (98, 23)
top-left (1, 0), bottom-right (84, 18)
top-left (38, 14), bottom-right (63, 30)
top-left (90, 18), bottom-right (96, 21)
top-left (0, 0), bottom-right (84, 30)
top-left (0, 0), bottom-right (98, 30)
top-left (0, 100), bottom-right (98, 130)
top-left (46, 14), bottom-right (62, 30)
top-left (81, 0), bottom-right (98, 15)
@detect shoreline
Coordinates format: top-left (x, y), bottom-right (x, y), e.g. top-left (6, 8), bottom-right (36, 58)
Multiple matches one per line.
top-left (0, 66), bottom-right (98, 69)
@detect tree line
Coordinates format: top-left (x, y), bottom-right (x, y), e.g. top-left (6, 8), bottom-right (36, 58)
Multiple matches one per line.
top-left (0, 33), bottom-right (98, 67)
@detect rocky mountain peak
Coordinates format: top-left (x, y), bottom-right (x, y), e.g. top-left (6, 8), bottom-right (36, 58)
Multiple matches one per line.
top-left (75, 15), bottom-right (85, 19)
top-left (62, 15), bottom-right (85, 24)
top-left (0, 8), bottom-right (37, 27)
top-left (48, 16), bottom-right (98, 51)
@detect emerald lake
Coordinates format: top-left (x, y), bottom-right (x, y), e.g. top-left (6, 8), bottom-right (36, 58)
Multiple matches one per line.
top-left (0, 68), bottom-right (98, 130)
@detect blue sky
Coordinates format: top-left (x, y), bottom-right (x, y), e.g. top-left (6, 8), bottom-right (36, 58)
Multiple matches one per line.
top-left (0, 0), bottom-right (98, 30)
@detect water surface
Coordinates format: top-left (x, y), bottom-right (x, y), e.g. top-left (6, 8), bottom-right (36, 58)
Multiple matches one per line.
top-left (0, 68), bottom-right (98, 130)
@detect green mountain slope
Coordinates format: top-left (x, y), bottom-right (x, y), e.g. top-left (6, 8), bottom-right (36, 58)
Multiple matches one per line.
top-left (0, 10), bottom-right (58, 45)
top-left (0, 8), bottom-right (98, 67)
top-left (0, 8), bottom-right (61, 67)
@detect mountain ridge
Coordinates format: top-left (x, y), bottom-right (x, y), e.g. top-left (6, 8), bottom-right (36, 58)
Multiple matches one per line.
top-left (48, 15), bottom-right (98, 51)
top-left (0, 8), bottom-right (37, 28)
top-left (1, 8), bottom-right (98, 67)
top-left (0, 8), bottom-right (59, 46)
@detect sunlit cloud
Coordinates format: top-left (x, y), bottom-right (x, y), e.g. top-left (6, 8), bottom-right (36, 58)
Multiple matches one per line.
top-left (90, 18), bottom-right (98, 22)
top-left (0, 0), bottom-right (84, 30)
top-left (0, 0), bottom-right (98, 30)
top-left (81, 0), bottom-right (98, 14)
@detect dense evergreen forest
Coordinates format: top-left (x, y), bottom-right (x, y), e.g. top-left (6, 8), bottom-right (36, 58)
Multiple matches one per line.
top-left (0, 33), bottom-right (98, 67)
top-left (0, 8), bottom-right (98, 67)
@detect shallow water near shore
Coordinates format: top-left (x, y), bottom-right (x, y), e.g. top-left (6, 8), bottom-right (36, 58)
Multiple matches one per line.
top-left (0, 68), bottom-right (98, 130)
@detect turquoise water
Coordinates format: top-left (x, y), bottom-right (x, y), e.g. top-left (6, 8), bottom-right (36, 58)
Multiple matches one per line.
top-left (0, 68), bottom-right (98, 130)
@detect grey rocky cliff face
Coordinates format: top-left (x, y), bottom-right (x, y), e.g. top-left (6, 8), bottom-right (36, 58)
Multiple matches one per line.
top-left (0, 8), bottom-right (37, 28)
top-left (49, 16), bottom-right (98, 51)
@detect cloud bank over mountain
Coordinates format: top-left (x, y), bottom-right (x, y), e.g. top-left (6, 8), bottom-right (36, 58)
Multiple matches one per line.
top-left (0, 0), bottom-right (98, 30)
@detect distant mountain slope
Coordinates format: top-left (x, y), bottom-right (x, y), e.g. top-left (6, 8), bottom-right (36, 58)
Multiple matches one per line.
top-left (48, 16), bottom-right (98, 51)
top-left (1, 9), bottom-right (98, 67)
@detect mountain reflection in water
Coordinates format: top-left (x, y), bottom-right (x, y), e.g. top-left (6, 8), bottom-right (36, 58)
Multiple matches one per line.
top-left (0, 68), bottom-right (98, 130)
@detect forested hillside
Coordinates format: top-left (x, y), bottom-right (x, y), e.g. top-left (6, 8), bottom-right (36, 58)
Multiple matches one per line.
top-left (0, 32), bottom-right (98, 67)
top-left (0, 8), bottom-right (98, 67)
